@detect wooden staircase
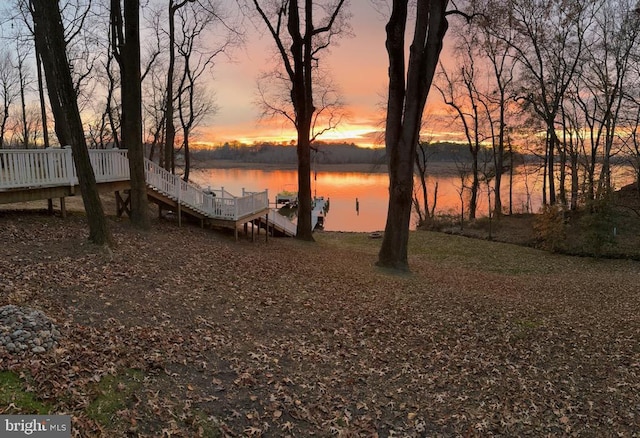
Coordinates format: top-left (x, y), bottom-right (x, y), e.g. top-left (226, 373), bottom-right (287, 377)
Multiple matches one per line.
top-left (0, 148), bottom-right (270, 239)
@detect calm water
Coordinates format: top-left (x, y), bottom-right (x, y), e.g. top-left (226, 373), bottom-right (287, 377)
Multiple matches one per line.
top-left (191, 166), bottom-right (557, 232)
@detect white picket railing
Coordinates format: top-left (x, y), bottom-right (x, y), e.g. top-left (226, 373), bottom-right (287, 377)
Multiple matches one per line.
top-left (0, 148), bottom-right (269, 221)
top-left (0, 147), bottom-right (129, 189)
top-left (267, 208), bottom-right (298, 236)
top-left (143, 159), bottom-right (269, 219)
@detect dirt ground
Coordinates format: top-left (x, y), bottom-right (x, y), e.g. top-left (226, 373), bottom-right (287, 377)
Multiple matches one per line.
top-left (0, 197), bottom-right (639, 436)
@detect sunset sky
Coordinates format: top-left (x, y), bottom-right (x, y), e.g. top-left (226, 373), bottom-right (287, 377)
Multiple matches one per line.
top-left (202, 3), bottom-right (456, 148)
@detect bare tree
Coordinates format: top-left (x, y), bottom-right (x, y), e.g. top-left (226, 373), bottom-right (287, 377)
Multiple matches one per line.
top-left (505, 0), bottom-right (591, 206)
top-left (436, 36), bottom-right (488, 221)
top-left (101, 0), bottom-right (162, 151)
top-left (623, 101), bottom-right (640, 193)
top-left (560, 89), bottom-right (585, 210)
top-left (413, 138), bottom-right (438, 227)
top-left (581, 0), bottom-right (638, 199)
top-left (111, 0), bottom-right (150, 229)
top-left (472, 0), bottom-right (517, 217)
top-left (34, 41), bottom-right (50, 148)
top-left (163, 0), bottom-right (195, 173)
top-left (143, 66), bottom-right (167, 160)
top-left (0, 51), bottom-right (21, 149)
top-left (621, 7), bottom-right (640, 193)
top-left (377, 0), bottom-right (452, 270)
top-left (30, 0), bottom-right (112, 245)
top-left (174, 1), bottom-right (232, 181)
top-left (14, 40), bottom-right (33, 148)
top-left (143, 65), bottom-right (167, 160)
top-left (455, 158), bottom-right (471, 230)
top-left (250, 0), bottom-right (350, 241)
top-left (12, 103), bottom-right (42, 147)
top-left (141, 5), bottom-right (167, 160)
top-left (14, 0), bottom-right (102, 148)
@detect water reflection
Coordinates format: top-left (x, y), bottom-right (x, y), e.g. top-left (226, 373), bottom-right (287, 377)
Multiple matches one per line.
top-left (191, 168), bottom-right (388, 231)
top-left (191, 166), bottom-right (632, 232)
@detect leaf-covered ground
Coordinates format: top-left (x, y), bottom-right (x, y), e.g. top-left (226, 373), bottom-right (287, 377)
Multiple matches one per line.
top-left (0, 210), bottom-right (639, 437)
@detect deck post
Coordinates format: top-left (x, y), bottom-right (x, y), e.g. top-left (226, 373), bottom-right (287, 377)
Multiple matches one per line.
top-left (63, 146), bottom-right (74, 186)
top-left (60, 197), bottom-right (66, 218)
top-left (47, 199), bottom-right (54, 215)
top-left (177, 180), bottom-right (182, 227)
top-left (115, 190), bottom-right (131, 217)
top-left (265, 190), bottom-right (269, 243)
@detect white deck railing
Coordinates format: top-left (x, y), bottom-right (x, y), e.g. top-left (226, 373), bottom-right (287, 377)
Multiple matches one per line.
top-left (144, 159), bottom-right (269, 220)
top-left (0, 147), bottom-right (269, 221)
top-left (0, 147), bottom-right (129, 189)
top-left (267, 208), bottom-right (298, 236)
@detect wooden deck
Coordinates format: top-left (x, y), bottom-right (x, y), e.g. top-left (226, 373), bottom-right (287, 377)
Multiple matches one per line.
top-left (0, 148), bottom-right (270, 239)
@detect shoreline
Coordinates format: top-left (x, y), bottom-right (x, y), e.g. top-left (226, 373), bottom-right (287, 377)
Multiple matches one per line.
top-left (192, 159), bottom-right (461, 175)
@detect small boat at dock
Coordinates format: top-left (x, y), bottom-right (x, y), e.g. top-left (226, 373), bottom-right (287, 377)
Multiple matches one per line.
top-left (275, 188), bottom-right (298, 206)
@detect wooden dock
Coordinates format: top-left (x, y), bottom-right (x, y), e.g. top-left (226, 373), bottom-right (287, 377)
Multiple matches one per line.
top-left (258, 197), bottom-right (328, 237)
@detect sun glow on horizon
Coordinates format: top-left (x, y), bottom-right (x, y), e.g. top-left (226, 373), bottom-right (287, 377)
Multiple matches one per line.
top-left (193, 123), bottom-right (470, 150)
top-left (196, 120), bottom-right (386, 149)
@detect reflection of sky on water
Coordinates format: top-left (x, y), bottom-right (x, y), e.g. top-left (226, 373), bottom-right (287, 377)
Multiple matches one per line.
top-left (191, 166), bottom-right (635, 232)
top-left (191, 168), bottom-right (391, 232)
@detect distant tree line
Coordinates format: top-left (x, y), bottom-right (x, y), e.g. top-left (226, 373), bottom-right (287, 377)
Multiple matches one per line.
top-left (189, 141), bottom-right (520, 166)
top-left (191, 142), bottom-right (384, 165)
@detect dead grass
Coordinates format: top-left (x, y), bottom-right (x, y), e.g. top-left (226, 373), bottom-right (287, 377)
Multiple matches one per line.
top-left (0, 206), bottom-right (639, 437)
top-left (438, 186), bottom-right (640, 260)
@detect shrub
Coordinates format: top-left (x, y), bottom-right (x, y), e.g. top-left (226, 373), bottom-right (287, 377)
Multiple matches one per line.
top-left (534, 204), bottom-right (566, 252)
top-left (578, 198), bottom-right (617, 257)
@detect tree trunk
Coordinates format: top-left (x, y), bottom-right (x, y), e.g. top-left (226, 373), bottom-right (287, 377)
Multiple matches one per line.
top-left (296, 134), bottom-right (314, 240)
top-left (35, 46), bottom-right (50, 149)
top-left (494, 159), bottom-right (502, 217)
top-left (494, 103), bottom-right (505, 218)
top-left (31, 0), bottom-right (112, 246)
top-left (183, 128), bottom-right (190, 182)
top-left (508, 137), bottom-right (513, 215)
top-left (285, 0), bottom-right (314, 241)
top-left (1, 92), bottom-right (9, 149)
top-left (558, 125), bottom-right (567, 206)
top-left (104, 40), bottom-right (120, 149)
top-left (417, 154), bottom-right (427, 218)
top-left (378, 0), bottom-right (449, 270)
top-left (548, 126), bottom-right (557, 205)
top-left (164, 0), bottom-right (182, 173)
top-left (379, 136), bottom-right (415, 269)
top-left (570, 151), bottom-right (579, 210)
top-left (558, 146), bottom-right (566, 205)
top-left (119, 0), bottom-right (150, 229)
top-left (18, 56), bottom-right (28, 148)
top-left (469, 149), bottom-right (478, 219)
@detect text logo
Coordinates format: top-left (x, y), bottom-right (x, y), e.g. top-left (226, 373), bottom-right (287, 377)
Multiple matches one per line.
top-left (0, 416), bottom-right (70, 437)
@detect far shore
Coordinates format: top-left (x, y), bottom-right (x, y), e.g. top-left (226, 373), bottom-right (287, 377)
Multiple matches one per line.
top-left (192, 159), bottom-right (461, 175)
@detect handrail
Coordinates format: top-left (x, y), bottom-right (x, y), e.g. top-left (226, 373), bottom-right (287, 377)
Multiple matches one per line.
top-left (0, 147), bottom-right (129, 189)
top-left (0, 148), bottom-right (269, 221)
top-left (143, 158), bottom-right (268, 220)
top-left (267, 209), bottom-right (297, 236)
